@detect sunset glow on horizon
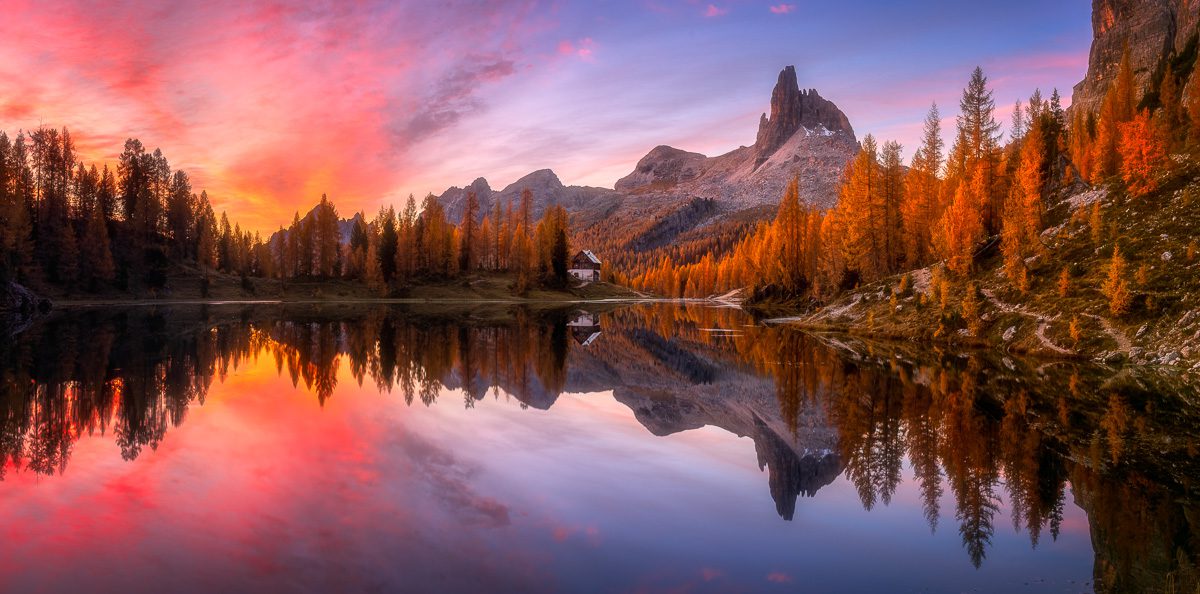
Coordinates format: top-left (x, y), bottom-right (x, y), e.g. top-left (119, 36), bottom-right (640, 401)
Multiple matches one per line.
top-left (0, 0), bottom-right (1092, 232)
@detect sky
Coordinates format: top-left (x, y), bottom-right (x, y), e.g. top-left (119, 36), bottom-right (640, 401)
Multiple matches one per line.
top-left (0, 0), bottom-right (1093, 233)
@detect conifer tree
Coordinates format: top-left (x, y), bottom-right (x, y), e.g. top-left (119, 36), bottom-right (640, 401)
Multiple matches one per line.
top-left (166, 170), bottom-right (193, 258)
top-left (1118, 109), bottom-right (1169, 197)
top-left (81, 206), bottom-right (115, 287)
top-left (839, 135), bottom-right (882, 279)
top-left (904, 104), bottom-right (944, 268)
top-left (377, 206), bottom-right (398, 283)
top-left (315, 194), bottom-right (340, 277)
top-left (941, 181), bottom-right (983, 276)
top-left (459, 191), bottom-right (479, 272)
top-left (880, 140), bottom-right (906, 273)
top-left (1102, 245), bottom-right (1132, 316)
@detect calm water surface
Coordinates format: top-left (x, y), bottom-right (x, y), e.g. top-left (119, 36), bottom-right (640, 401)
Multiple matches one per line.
top-left (0, 303), bottom-right (1196, 593)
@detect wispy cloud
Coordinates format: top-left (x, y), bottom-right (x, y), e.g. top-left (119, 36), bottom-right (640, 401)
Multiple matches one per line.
top-left (558, 37), bottom-right (597, 61)
top-left (769, 4), bottom-right (796, 14)
top-left (0, 0), bottom-right (551, 231)
top-left (703, 4), bottom-right (729, 17)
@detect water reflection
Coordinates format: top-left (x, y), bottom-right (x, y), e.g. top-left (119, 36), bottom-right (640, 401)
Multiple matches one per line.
top-left (0, 302), bottom-right (1197, 593)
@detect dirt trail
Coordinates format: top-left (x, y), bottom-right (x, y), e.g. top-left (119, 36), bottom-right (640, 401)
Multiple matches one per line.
top-left (1082, 313), bottom-right (1133, 354)
top-left (980, 289), bottom-right (1072, 355)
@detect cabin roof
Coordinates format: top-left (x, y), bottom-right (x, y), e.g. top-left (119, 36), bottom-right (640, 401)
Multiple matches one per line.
top-left (574, 250), bottom-right (601, 265)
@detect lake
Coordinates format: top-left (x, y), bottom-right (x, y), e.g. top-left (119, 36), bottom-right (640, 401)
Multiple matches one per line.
top-left (0, 302), bottom-right (1195, 593)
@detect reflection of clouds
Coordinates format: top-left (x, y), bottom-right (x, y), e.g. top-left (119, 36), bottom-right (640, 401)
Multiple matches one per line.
top-left (400, 431), bottom-right (511, 528)
top-left (766, 571), bottom-right (792, 583)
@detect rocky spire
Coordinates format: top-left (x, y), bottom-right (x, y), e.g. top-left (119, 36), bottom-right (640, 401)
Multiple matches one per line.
top-left (754, 66), bottom-right (854, 164)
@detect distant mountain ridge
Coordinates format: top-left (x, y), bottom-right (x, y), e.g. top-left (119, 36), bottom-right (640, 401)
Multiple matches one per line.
top-left (438, 169), bottom-right (617, 224)
top-left (431, 65), bottom-right (859, 273)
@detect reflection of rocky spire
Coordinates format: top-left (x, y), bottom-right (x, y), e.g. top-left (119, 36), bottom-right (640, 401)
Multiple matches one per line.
top-left (751, 414), bottom-right (842, 520)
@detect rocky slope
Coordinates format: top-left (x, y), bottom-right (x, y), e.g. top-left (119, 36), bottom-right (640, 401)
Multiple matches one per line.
top-left (612, 65), bottom-right (858, 210)
top-left (1072, 0), bottom-right (1200, 115)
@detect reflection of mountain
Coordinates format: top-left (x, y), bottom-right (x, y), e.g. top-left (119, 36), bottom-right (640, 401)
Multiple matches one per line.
top-left (562, 323), bottom-right (842, 520)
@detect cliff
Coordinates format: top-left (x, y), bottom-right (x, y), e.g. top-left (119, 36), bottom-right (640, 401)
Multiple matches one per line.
top-left (1072, 0), bottom-right (1200, 115)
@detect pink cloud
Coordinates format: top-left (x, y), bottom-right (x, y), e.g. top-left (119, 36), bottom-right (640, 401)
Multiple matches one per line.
top-left (558, 37), bottom-right (597, 62)
top-left (703, 4), bottom-right (728, 17)
top-left (769, 4), bottom-right (796, 14)
top-left (0, 0), bottom-right (550, 232)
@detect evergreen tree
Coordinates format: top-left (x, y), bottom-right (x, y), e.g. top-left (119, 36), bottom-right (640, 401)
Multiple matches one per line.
top-left (81, 206), bottom-right (115, 287)
top-left (166, 170), bottom-right (193, 258)
top-left (903, 104), bottom-right (944, 268)
top-left (1118, 109), bottom-right (1169, 197)
top-left (315, 194), bottom-right (340, 277)
top-left (377, 205), bottom-right (398, 283)
top-left (459, 191), bottom-right (479, 272)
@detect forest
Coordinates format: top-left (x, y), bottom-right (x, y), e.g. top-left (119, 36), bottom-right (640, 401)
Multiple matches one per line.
top-left (0, 133), bottom-right (573, 297)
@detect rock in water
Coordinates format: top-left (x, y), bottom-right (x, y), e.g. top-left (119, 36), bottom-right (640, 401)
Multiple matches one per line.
top-left (0, 281), bottom-right (50, 336)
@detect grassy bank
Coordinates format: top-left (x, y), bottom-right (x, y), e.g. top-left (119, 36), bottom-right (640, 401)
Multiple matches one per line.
top-left (44, 269), bottom-right (641, 307)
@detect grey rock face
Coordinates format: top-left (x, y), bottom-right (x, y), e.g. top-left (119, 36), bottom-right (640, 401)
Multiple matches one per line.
top-left (1071, 0), bottom-right (1199, 116)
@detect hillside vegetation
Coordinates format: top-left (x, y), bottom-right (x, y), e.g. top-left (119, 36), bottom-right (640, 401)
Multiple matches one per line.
top-left (790, 163), bottom-right (1200, 371)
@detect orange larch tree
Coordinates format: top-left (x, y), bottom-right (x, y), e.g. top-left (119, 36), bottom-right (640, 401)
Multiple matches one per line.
top-left (1118, 109), bottom-right (1169, 197)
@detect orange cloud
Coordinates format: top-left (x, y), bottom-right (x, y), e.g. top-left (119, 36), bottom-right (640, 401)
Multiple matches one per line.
top-left (0, 0), bottom-right (549, 233)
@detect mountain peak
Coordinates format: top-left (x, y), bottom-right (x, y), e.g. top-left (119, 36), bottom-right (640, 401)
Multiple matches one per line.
top-left (754, 65), bottom-right (854, 162)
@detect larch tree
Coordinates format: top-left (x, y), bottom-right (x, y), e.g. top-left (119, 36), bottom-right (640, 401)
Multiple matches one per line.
top-left (1092, 48), bottom-right (1136, 182)
top-left (1001, 114), bottom-right (1047, 292)
top-left (1118, 109), bottom-right (1169, 197)
top-left (1102, 245), bottom-right (1133, 316)
top-left (941, 179), bottom-right (984, 276)
top-left (838, 134), bottom-right (882, 280)
top-left (1159, 63), bottom-right (1182, 145)
top-left (459, 191), bottom-right (479, 272)
top-left (957, 67), bottom-right (1003, 234)
top-left (879, 140), bottom-right (906, 273)
top-left (904, 104), bottom-right (944, 268)
top-left (774, 177), bottom-right (808, 293)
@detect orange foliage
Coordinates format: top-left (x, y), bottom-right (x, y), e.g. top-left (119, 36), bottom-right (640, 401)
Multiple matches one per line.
top-left (1118, 109), bottom-right (1169, 197)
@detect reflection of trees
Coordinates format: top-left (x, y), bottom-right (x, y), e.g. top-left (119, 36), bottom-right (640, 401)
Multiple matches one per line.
top-left (613, 304), bottom-right (1200, 587)
top-left (1, 303), bottom-right (1197, 592)
top-left (0, 306), bottom-right (578, 481)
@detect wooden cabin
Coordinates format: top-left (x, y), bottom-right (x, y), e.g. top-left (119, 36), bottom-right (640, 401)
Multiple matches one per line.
top-left (569, 250), bottom-right (602, 282)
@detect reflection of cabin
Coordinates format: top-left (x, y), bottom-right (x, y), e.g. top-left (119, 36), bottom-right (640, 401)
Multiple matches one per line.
top-left (568, 311), bottom-right (602, 347)
top-left (569, 250), bottom-right (602, 282)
